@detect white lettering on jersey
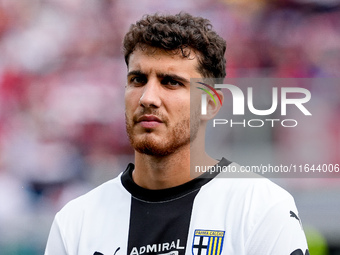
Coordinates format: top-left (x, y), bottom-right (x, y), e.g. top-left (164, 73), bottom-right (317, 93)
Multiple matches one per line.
top-left (130, 239), bottom-right (184, 255)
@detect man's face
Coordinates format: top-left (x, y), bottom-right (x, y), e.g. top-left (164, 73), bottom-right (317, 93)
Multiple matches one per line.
top-left (125, 48), bottom-right (202, 156)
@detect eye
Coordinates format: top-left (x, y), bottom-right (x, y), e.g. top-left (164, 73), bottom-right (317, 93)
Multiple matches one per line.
top-left (129, 76), bottom-right (147, 86)
top-left (161, 77), bottom-right (183, 87)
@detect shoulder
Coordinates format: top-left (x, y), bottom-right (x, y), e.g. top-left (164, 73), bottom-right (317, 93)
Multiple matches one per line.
top-left (45, 174), bottom-right (130, 254)
top-left (56, 173), bottom-right (127, 219)
top-left (202, 163), bottom-right (297, 216)
top-left (200, 162), bottom-right (308, 253)
top-left (209, 162), bottom-right (294, 202)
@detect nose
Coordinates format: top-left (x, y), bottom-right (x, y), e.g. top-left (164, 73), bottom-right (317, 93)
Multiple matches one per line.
top-left (139, 80), bottom-right (162, 108)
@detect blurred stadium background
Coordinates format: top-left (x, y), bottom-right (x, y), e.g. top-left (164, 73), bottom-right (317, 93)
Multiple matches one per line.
top-left (0, 0), bottom-right (339, 254)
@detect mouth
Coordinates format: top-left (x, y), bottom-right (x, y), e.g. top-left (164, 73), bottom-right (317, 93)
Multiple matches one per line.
top-left (136, 115), bottom-right (163, 129)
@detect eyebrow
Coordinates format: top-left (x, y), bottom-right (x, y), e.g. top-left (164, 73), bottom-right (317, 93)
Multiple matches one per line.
top-left (127, 70), bottom-right (190, 84)
top-left (127, 70), bottom-right (145, 78)
top-left (159, 73), bottom-right (190, 84)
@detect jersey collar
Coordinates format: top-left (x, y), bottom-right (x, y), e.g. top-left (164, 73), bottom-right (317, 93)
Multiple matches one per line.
top-left (121, 158), bottom-right (232, 202)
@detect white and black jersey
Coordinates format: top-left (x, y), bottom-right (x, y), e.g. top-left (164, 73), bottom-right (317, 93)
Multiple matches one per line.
top-left (45, 158), bottom-right (309, 255)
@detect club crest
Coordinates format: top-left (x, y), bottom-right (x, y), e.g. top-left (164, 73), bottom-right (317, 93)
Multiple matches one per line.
top-left (192, 230), bottom-right (225, 255)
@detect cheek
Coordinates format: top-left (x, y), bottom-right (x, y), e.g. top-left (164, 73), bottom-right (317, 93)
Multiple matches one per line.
top-left (175, 100), bottom-right (191, 120)
top-left (125, 89), bottom-right (139, 112)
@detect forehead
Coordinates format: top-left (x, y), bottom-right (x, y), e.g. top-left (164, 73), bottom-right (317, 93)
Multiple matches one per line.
top-left (127, 47), bottom-right (201, 77)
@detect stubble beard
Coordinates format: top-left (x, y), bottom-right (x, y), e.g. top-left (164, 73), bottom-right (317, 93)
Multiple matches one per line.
top-left (125, 108), bottom-right (200, 157)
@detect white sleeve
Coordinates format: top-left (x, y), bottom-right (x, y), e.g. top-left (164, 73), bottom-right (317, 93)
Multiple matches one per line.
top-left (245, 197), bottom-right (309, 255)
top-left (44, 215), bottom-right (68, 255)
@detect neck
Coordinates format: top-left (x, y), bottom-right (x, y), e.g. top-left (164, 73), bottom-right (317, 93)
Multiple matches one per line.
top-left (132, 130), bottom-right (218, 190)
top-left (133, 145), bottom-right (190, 190)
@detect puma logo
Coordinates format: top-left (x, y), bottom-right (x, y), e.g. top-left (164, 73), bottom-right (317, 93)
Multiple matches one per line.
top-left (290, 211), bottom-right (300, 222)
top-left (290, 248), bottom-right (310, 255)
top-left (94, 247), bottom-right (120, 255)
top-left (290, 210), bottom-right (303, 229)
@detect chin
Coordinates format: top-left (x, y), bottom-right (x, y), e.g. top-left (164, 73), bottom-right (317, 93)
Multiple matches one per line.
top-left (131, 134), bottom-right (190, 157)
top-left (132, 137), bottom-right (174, 156)
top-left (135, 146), bottom-right (172, 157)
top-left (126, 118), bottom-right (193, 157)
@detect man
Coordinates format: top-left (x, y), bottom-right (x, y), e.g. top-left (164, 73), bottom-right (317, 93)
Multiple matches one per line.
top-left (45, 13), bottom-right (309, 255)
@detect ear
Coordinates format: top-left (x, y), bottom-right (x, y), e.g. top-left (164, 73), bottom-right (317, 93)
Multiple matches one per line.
top-left (200, 90), bottom-right (224, 121)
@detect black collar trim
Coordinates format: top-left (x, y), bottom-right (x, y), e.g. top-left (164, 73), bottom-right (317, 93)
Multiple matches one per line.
top-left (121, 158), bottom-right (232, 202)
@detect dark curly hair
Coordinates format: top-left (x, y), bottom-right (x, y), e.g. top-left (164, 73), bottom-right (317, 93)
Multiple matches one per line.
top-left (123, 12), bottom-right (226, 79)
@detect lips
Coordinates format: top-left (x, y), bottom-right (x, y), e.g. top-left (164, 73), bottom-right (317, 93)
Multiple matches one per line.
top-left (136, 115), bottom-right (163, 129)
top-left (137, 115), bottom-right (162, 123)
